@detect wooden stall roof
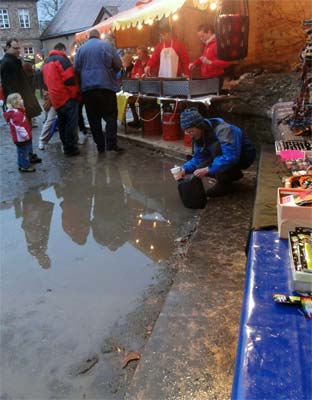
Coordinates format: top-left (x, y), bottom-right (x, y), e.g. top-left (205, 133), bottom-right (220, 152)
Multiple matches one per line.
top-left (75, 0), bottom-right (213, 42)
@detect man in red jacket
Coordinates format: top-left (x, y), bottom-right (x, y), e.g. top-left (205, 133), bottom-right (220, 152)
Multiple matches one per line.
top-left (144, 24), bottom-right (189, 78)
top-left (190, 24), bottom-right (230, 79)
top-left (42, 43), bottom-right (80, 156)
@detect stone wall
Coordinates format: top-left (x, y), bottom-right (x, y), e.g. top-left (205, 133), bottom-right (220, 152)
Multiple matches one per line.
top-left (243, 0), bottom-right (312, 72)
top-left (209, 71), bottom-right (301, 147)
top-left (0, 0), bottom-right (41, 59)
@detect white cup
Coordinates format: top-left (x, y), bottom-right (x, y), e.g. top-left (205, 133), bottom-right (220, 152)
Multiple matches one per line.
top-left (170, 166), bottom-right (182, 180)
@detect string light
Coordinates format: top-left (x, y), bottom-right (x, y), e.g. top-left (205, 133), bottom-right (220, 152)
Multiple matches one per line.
top-left (210, 1), bottom-right (217, 10)
top-left (136, 239), bottom-right (140, 243)
top-left (150, 245), bottom-right (154, 250)
top-left (172, 14), bottom-right (179, 21)
top-left (137, 23), bottom-right (143, 30)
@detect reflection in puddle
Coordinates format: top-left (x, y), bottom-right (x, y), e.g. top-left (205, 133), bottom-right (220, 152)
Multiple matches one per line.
top-left (0, 153), bottom-right (196, 399)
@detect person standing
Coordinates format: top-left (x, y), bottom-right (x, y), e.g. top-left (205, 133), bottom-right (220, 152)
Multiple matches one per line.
top-left (189, 24), bottom-right (230, 79)
top-left (74, 29), bottom-right (123, 153)
top-left (38, 90), bottom-right (58, 150)
top-left (42, 43), bottom-right (80, 156)
top-left (4, 93), bottom-right (37, 172)
top-left (0, 39), bottom-right (42, 122)
top-left (127, 46), bottom-right (151, 128)
top-left (117, 53), bottom-right (134, 85)
top-left (131, 46), bottom-right (150, 79)
top-left (144, 24), bottom-right (189, 78)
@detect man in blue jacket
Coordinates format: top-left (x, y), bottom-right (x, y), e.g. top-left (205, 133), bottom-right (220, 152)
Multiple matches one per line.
top-left (74, 29), bottom-right (123, 153)
top-left (174, 108), bottom-right (256, 197)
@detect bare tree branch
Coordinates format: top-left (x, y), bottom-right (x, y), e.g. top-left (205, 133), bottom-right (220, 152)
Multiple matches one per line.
top-left (38, 0), bottom-right (64, 21)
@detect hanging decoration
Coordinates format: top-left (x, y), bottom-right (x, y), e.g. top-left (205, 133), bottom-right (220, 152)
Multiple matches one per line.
top-left (286, 20), bottom-right (312, 136)
top-left (215, 0), bottom-right (249, 61)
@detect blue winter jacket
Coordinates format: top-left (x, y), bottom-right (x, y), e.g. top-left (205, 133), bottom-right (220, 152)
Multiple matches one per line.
top-left (182, 118), bottom-right (256, 175)
top-left (74, 38), bottom-right (122, 93)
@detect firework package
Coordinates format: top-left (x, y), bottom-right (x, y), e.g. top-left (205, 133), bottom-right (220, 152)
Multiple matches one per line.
top-left (289, 228), bottom-right (312, 293)
top-left (277, 189), bottom-right (312, 238)
top-left (273, 294), bottom-right (312, 319)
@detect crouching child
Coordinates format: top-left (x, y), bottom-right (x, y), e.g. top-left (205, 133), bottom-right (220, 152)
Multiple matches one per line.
top-left (4, 92), bottom-right (41, 172)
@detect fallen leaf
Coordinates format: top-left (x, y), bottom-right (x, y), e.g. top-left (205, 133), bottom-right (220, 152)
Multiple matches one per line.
top-left (122, 351), bottom-right (141, 369)
top-left (145, 324), bottom-right (153, 335)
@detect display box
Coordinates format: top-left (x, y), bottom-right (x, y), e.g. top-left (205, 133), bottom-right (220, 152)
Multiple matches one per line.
top-left (122, 79), bottom-right (140, 94)
top-left (277, 188), bottom-right (312, 238)
top-left (288, 231), bottom-right (312, 293)
top-left (162, 78), bottom-right (219, 98)
top-left (140, 79), bottom-right (162, 96)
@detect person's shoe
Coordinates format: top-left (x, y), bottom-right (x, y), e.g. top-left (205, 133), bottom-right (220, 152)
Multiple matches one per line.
top-left (64, 148), bottom-right (80, 157)
top-left (107, 145), bottom-right (125, 153)
top-left (206, 182), bottom-right (232, 197)
top-left (232, 170), bottom-right (244, 181)
top-left (32, 118), bottom-right (38, 128)
top-left (19, 166), bottom-right (36, 172)
top-left (30, 154), bottom-right (42, 163)
top-left (127, 120), bottom-right (141, 128)
top-left (38, 141), bottom-right (45, 150)
top-left (78, 132), bottom-right (87, 145)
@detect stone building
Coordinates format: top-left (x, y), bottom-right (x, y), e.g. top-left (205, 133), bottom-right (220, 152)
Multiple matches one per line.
top-left (0, 0), bottom-right (41, 60)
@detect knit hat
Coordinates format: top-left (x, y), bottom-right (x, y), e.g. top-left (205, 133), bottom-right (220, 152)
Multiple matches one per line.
top-left (180, 108), bottom-right (204, 130)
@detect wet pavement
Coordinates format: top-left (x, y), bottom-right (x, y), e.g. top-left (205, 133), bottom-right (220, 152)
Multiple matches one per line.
top-left (0, 116), bottom-right (198, 399)
top-left (0, 111), bottom-right (258, 400)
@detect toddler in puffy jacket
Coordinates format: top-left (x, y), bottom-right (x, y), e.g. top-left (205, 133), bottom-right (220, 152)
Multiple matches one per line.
top-left (3, 93), bottom-right (41, 172)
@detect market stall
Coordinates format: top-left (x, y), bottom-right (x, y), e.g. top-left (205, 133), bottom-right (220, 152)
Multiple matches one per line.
top-left (75, 0), bottom-right (250, 143)
top-left (232, 19), bottom-right (312, 397)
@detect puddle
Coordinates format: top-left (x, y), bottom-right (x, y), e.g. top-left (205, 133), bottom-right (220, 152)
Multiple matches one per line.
top-left (0, 148), bottom-right (196, 399)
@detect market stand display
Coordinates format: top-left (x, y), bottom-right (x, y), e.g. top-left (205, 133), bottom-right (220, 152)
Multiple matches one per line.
top-left (232, 144), bottom-right (312, 399)
top-left (232, 104), bottom-right (312, 399)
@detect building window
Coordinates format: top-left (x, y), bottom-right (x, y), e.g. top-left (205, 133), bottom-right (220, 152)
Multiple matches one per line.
top-left (0, 9), bottom-right (10, 29)
top-left (24, 47), bottom-right (34, 57)
top-left (18, 9), bottom-right (30, 28)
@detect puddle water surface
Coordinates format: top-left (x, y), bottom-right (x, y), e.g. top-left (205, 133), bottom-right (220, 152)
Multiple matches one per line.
top-left (0, 149), bottom-right (196, 399)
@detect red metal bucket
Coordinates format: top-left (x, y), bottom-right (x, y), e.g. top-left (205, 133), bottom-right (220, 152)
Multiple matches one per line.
top-left (142, 107), bottom-right (162, 137)
top-left (162, 112), bottom-right (182, 141)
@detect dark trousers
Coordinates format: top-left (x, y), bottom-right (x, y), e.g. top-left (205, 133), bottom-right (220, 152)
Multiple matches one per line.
top-left (56, 99), bottom-right (79, 154)
top-left (214, 164), bottom-right (243, 185)
top-left (83, 89), bottom-right (118, 152)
